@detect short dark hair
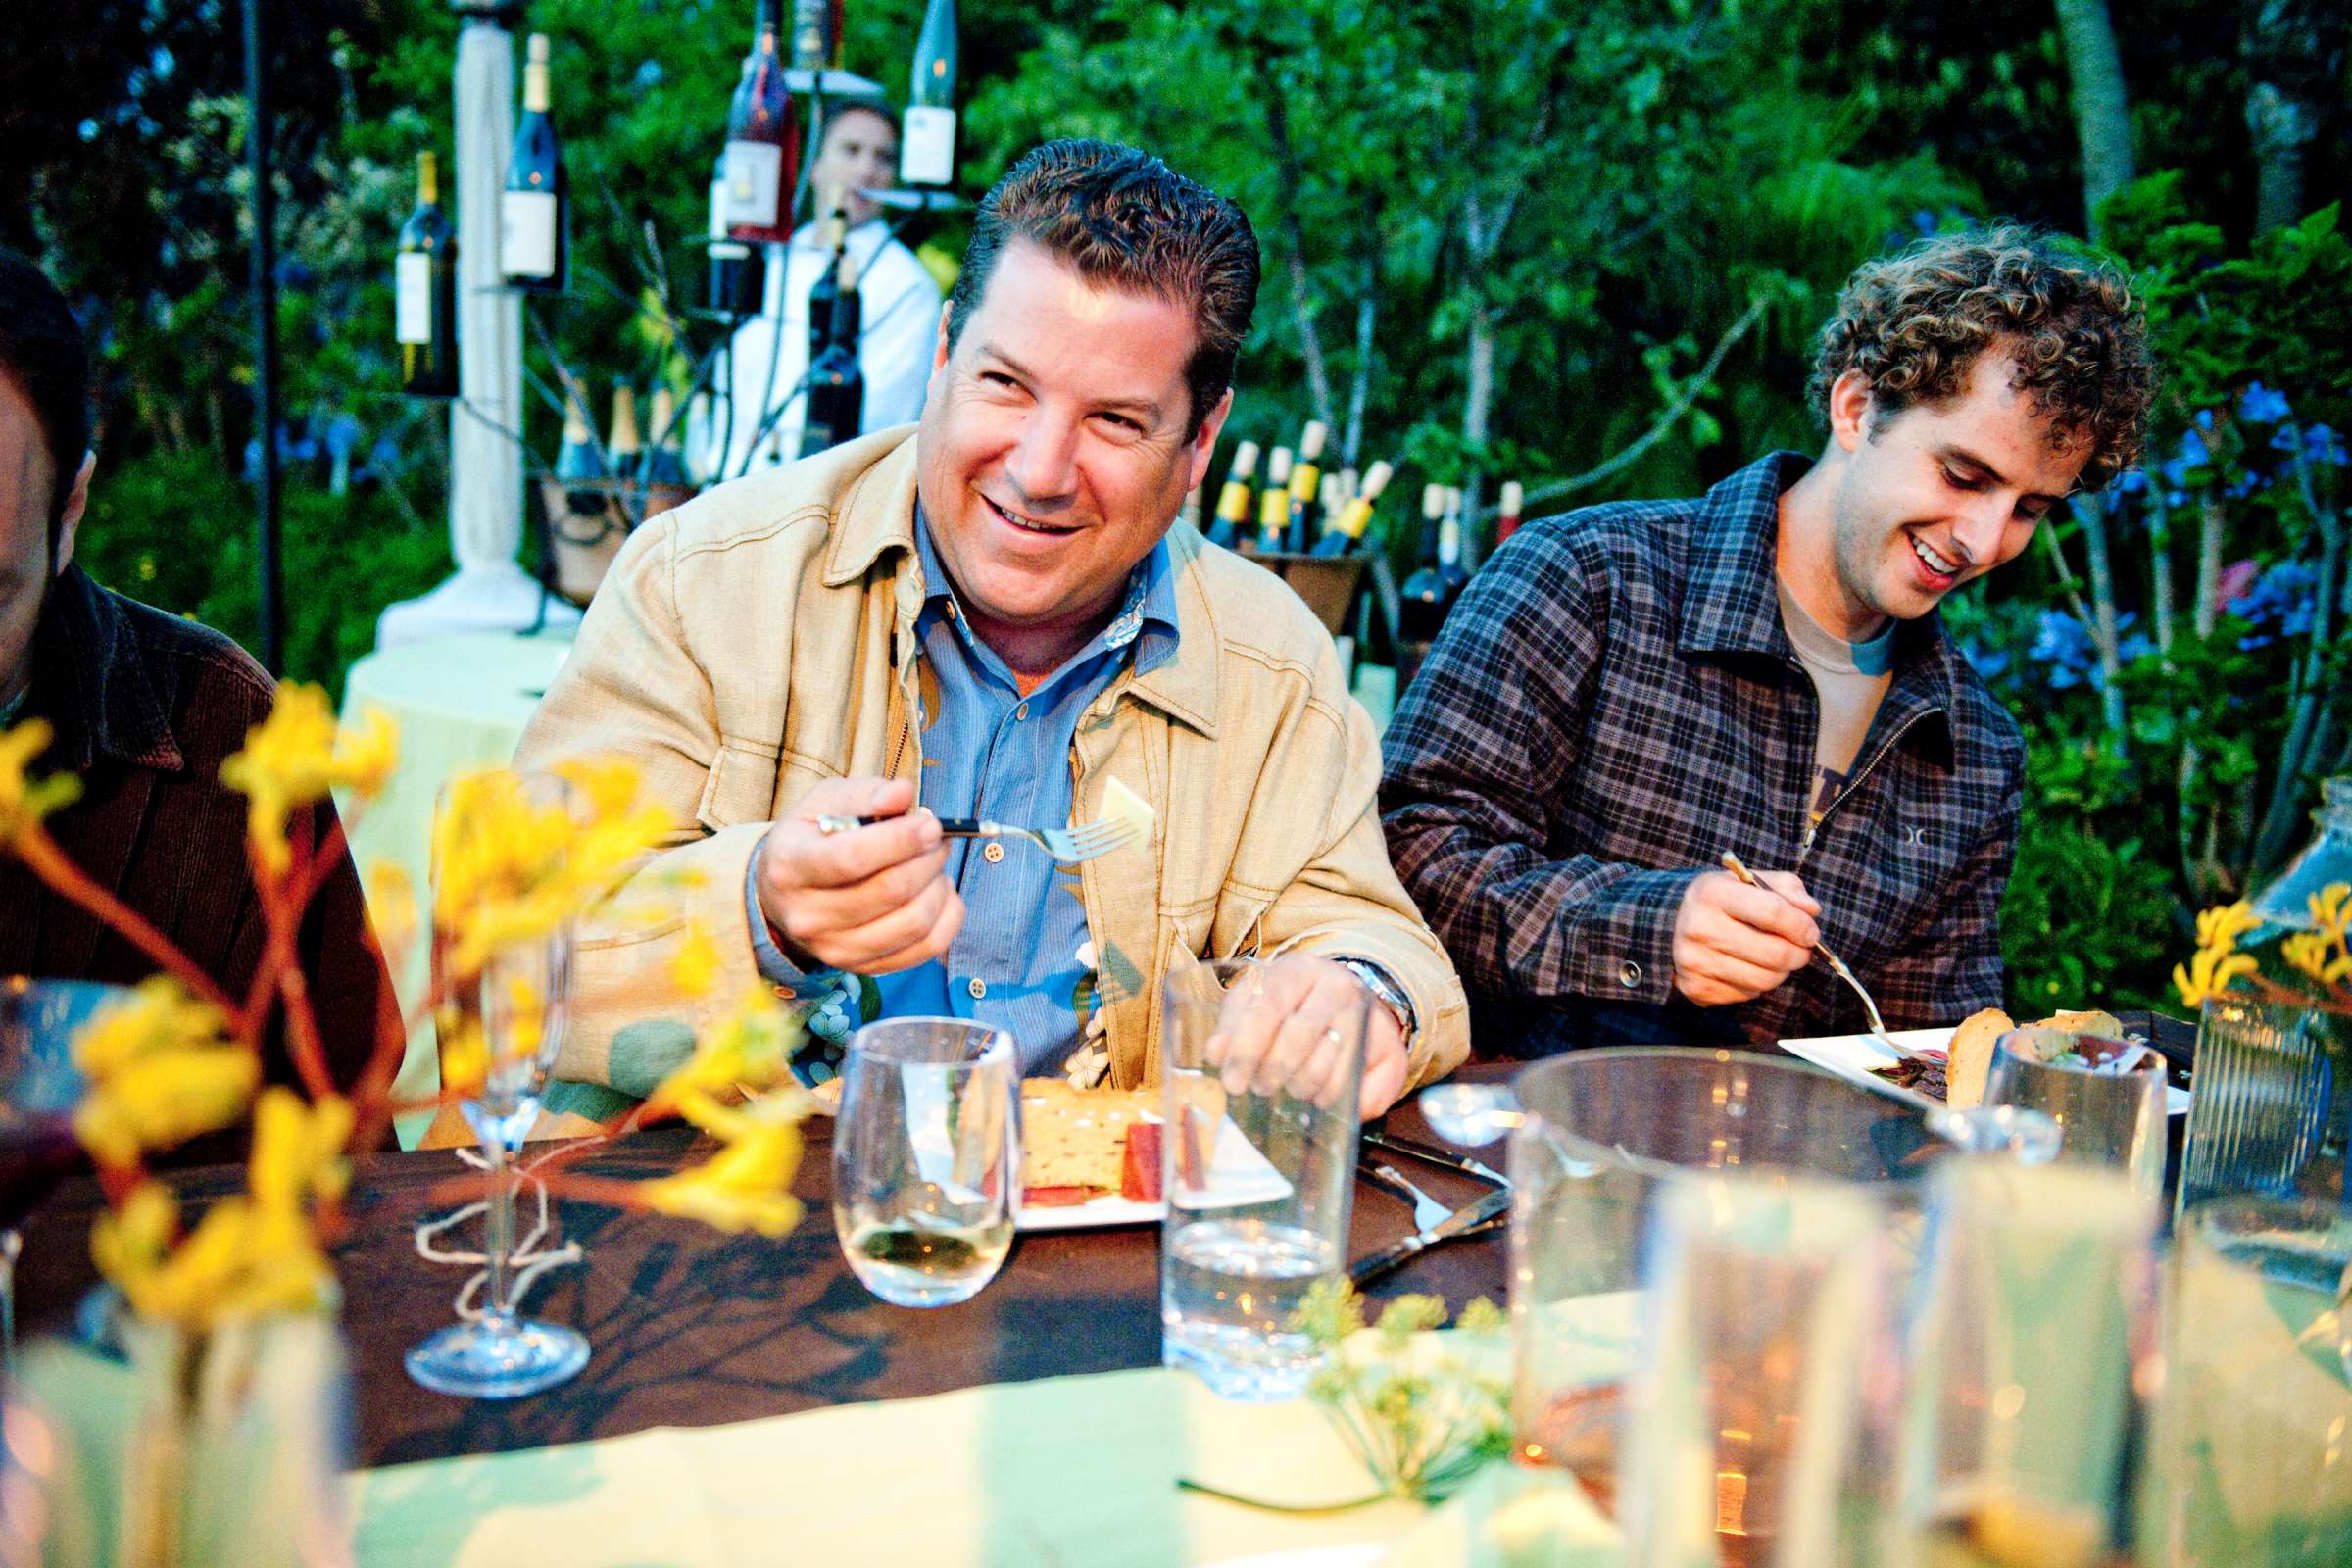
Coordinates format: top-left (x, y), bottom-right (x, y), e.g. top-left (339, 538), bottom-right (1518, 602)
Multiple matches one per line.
top-left (946, 139), bottom-right (1259, 438)
top-left (0, 248), bottom-right (92, 547)
top-left (823, 99), bottom-right (899, 146)
top-left (1812, 224), bottom-right (2154, 490)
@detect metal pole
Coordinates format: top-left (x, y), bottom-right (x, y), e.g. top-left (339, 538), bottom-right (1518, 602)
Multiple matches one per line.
top-left (243, 0), bottom-right (283, 673)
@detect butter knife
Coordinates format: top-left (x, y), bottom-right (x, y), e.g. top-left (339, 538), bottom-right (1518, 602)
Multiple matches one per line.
top-left (1361, 1128), bottom-right (1509, 1191)
top-left (1348, 1187), bottom-right (1513, 1286)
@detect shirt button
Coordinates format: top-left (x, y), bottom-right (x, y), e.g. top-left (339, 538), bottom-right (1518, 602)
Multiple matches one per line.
top-left (1014, 702), bottom-right (1030, 720)
top-left (1619, 959), bottom-right (1643, 989)
top-left (966, 977), bottom-right (988, 1000)
top-left (982, 841), bottom-right (1005, 863)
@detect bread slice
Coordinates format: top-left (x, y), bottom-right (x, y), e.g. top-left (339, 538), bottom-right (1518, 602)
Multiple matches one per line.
top-left (2034, 1008), bottom-right (2125, 1040)
top-left (1019, 1079), bottom-right (1152, 1192)
top-left (1945, 1007), bottom-right (2014, 1109)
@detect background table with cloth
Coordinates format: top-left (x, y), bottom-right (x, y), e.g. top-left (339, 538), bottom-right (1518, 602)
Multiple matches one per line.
top-left (333, 629), bottom-right (576, 1146)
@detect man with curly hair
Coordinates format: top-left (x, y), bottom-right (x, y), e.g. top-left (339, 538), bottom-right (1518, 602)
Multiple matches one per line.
top-left (1382, 226), bottom-right (2153, 1054)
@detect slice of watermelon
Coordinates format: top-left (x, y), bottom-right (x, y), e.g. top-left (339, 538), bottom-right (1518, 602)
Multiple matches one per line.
top-left (1121, 1122), bottom-right (1164, 1202)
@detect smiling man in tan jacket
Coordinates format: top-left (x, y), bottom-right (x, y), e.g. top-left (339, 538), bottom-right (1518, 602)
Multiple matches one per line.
top-left (514, 139), bottom-right (1466, 1117)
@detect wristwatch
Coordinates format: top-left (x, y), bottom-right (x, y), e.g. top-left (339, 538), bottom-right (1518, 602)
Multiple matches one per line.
top-left (1334, 957), bottom-right (1417, 1048)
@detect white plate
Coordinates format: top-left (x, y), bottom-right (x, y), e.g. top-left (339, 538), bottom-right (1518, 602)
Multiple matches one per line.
top-left (1780, 1025), bottom-right (2191, 1116)
top-left (1199, 1548), bottom-right (1388, 1568)
top-left (1014, 1111), bottom-right (1292, 1232)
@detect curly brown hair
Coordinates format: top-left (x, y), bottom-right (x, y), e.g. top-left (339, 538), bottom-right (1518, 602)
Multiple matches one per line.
top-left (1811, 225), bottom-right (2154, 489)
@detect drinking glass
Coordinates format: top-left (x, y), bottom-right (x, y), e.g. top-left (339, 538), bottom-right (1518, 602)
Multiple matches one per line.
top-left (1508, 1049), bottom-right (1949, 1503)
top-left (1158, 955), bottom-right (1365, 1401)
top-left (2175, 998), bottom-right (2335, 1218)
top-left (1617, 1169), bottom-right (1892, 1568)
top-left (2146, 1194), bottom-right (2352, 1566)
top-left (831, 1017), bottom-right (1016, 1307)
top-left (1894, 1156), bottom-right (2162, 1568)
top-left (406, 774), bottom-right (586, 1398)
top-left (1984, 1027), bottom-right (2168, 1201)
top-left (0, 978), bottom-right (121, 1378)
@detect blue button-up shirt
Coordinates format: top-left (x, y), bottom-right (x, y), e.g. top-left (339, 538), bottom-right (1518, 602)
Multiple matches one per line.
top-left (748, 510), bottom-right (1179, 1082)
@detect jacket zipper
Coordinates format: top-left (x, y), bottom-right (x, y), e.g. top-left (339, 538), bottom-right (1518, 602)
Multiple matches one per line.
top-left (1794, 707), bottom-right (1941, 868)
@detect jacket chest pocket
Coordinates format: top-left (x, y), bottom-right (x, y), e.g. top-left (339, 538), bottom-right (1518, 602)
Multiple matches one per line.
top-left (695, 740), bottom-right (788, 833)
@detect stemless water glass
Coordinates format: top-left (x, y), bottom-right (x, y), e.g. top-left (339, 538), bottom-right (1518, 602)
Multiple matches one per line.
top-left (406, 773), bottom-right (586, 1399)
top-left (1159, 955), bottom-right (1365, 1401)
top-left (1895, 1156), bottom-right (2163, 1567)
top-left (831, 1017), bottom-right (1016, 1308)
top-left (2146, 1194), bottom-right (2352, 1566)
top-left (1508, 1049), bottom-right (1949, 1504)
top-left (2175, 998), bottom-right (2335, 1217)
top-left (1618, 1170), bottom-right (1892, 1568)
top-left (1984, 1027), bottom-right (2168, 1200)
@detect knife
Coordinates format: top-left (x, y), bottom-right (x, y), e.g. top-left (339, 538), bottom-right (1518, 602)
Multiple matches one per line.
top-left (1360, 1128), bottom-right (1509, 1191)
top-left (1348, 1186), bottom-right (1513, 1287)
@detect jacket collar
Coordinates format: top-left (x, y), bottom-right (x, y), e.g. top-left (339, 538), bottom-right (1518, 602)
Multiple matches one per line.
top-left (1678, 450), bottom-right (1970, 725)
top-left (28, 564), bottom-right (185, 774)
top-left (824, 430), bottom-right (1223, 737)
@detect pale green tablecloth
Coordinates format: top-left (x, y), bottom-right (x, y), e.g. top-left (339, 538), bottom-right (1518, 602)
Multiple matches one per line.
top-left (333, 630), bottom-right (575, 1147)
top-left (351, 1366), bottom-right (1446, 1567)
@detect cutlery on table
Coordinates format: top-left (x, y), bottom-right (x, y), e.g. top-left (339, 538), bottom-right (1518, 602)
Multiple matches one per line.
top-left (1360, 1161), bottom-right (1452, 1230)
top-left (1362, 1126), bottom-right (1510, 1189)
top-left (1348, 1187), bottom-right (1513, 1287)
top-left (816, 812), bottom-right (1141, 865)
top-left (1718, 851), bottom-right (1939, 1067)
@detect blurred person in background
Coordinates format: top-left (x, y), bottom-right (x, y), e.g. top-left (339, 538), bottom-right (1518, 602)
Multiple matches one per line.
top-left (708, 102), bottom-right (944, 478)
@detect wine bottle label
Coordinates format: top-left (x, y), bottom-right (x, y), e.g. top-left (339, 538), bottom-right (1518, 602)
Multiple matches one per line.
top-left (900, 106), bottom-right (957, 187)
top-left (395, 253), bottom-right (433, 344)
top-left (722, 140), bottom-right (786, 227)
top-left (500, 189), bottom-right (560, 279)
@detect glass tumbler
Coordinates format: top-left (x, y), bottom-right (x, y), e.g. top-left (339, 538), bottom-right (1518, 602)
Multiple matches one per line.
top-left (831, 1017), bottom-right (1016, 1308)
top-left (1984, 1028), bottom-right (2168, 1201)
top-left (1158, 955), bottom-right (1365, 1401)
top-left (1507, 1049), bottom-right (1949, 1505)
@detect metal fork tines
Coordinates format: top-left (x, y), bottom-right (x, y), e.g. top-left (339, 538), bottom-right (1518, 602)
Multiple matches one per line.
top-left (815, 812), bottom-right (1141, 865)
top-left (1361, 1161), bottom-right (1452, 1231)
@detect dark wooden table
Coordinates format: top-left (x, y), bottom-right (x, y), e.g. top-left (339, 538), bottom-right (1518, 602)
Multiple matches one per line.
top-left (13, 1069), bottom-right (1518, 1472)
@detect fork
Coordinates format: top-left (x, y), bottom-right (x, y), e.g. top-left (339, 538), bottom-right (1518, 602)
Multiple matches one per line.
top-left (1718, 851), bottom-right (1938, 1066)
top-left (815, 812), bottom-right (1141, 865)
top-left (1361, 1161), bottom-right (1453, 1231)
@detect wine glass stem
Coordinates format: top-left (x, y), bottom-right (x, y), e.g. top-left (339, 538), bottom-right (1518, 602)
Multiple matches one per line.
top-left (482, 1135), bottom-right (516, 1328)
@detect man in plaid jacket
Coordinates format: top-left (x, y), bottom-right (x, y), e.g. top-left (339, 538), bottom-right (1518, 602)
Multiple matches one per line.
top-left (1381, 228), bottom-right (2154, 1055)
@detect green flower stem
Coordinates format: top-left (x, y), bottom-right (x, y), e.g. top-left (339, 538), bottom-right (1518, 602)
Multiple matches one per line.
top-left (1175, 1478), bottom-right (1392, 1514)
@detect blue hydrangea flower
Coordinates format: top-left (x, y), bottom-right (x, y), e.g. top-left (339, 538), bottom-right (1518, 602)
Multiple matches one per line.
top-left (2030, 610), bottom-right (2095, 689)
top-left (2229, 560), bottom-right (2320, 650)
top-left (2238, 382), bottom-right (2291, 424)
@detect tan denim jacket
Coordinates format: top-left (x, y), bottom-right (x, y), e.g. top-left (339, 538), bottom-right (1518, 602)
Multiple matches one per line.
top-left (514, 426), bottom-right (1469, 1093)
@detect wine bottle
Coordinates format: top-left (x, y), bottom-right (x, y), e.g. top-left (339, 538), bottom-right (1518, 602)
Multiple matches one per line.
top-left (1317, 472), bottom-right (1343, 532)
top-left (806, 208), bottom-right (850, 365)
top-left (722, 0), bottom-right (800, 246)
top-left (396, 151), bottom-right (459, 399)
top-left (555, 380), bottom-right (608, 514)
top-left (1285, 420), bottom-right (1327, 551)
top-left (606, 382), bottom-right (644, 485)
top-left (1495, 479), bottom-right (1524, 547)
top-left (789, 0), bottom-right (831, 70)
top-left (1397, 482), bottom-right (1465, 642)
top-left (642, 386), bottom-right (691, 488)
top-left (900, 0), bottom-right (959, 188)
top-left (1313, 460), bottom-right (1393, 557)
top-left (500, 33), bottom-right (566, 292)
top-left (800, 247), bottom-right (865, 456)
top-left (1204, 439), bottom-right (1257, 547)
top-left (1255, 447), bottom-right (1294, 552)
top-left (706, 154), bottom-right (765, 318)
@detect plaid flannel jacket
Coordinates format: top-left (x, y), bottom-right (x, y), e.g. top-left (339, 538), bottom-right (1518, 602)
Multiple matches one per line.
top-left (1379, 452), bottom-right (2024, 1056)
